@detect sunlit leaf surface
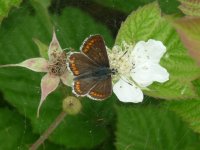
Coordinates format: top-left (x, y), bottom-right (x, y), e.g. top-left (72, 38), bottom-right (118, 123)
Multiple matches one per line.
top-left (0, 0), bottom-right (22, 24)
top-left (116, 103), bottom-right (200, 150)
top-left (178, 0), bottom-right (200, 16)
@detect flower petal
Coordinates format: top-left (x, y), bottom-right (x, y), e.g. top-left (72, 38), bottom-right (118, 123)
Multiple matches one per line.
top-left (113, 79), bottom-right (143, 103)
top-left (60, 70), bottom-right (73, 86)
top-left (131, 61), bottom-right (169, 87)
top-left (0, 58), bottom-right (48, 72)
top-left (48, 31), bottom-right (62, 61)
top-left (37, 73), bottom-right (60, 117)
top-left (132, 39), bottom-right (166, 64)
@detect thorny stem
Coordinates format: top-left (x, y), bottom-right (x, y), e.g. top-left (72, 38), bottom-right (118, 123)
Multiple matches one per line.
top-left (29, 111), bottom-right (67, 150)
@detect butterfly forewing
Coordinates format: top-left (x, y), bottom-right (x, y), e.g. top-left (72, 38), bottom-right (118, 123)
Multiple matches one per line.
top-left (88, 76), bottom-right (112, 100)
top-left (69, 53), bottom-right (99, 76)
top-left (81, 35), bottom-right (109, 67)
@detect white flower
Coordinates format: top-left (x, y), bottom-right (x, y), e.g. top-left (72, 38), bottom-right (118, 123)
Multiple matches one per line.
top-left (113, 78), bottom-right (143, 103)
top-left (111, 39), bottom-right (169, 103)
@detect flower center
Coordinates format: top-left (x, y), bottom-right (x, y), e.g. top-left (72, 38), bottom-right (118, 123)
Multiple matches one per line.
top-left (48, 51), bottom-right (67, 76)
top-left (108, 43), bottom-right (133, 81)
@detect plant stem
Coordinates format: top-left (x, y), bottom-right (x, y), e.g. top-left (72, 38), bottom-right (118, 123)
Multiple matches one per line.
top-left (29, 111), bottom-right (67, 150)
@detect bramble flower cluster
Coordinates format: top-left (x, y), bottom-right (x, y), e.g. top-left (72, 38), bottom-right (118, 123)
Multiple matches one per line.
top-left (0, 30), bottom-right (169, 116)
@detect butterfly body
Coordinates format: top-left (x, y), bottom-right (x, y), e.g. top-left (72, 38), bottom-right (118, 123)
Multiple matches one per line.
top-left (68, 35), bottom-right (114, 100)
top-left (74, 67), bottom-right (113, 81)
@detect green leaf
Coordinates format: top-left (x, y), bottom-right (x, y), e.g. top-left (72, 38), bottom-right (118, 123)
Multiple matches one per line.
top-left (0, 4), bottom-right (114, 149)
top-left (0, 0), bottom-right (22, 24)
top-left (0, 107), bottom-right (70, 150)
top-left (166, 99), bottom-right (200, 134)
top-left (32, 0), bottom-right (51, 8)
top-left (165, 78), bottom-right (200, 135)
top-left (115, 2), bottom-right (161, 44)
top-left (173, 17), bottom-right (200, 65)
top-left (0, 108), bottom-right (34, 149)
top-left (94, 0), bottom-right (180, 14)
top-left (115, 2), bottom-right (200, 99)
top-left (145, 80), bottom-right (198, 99)
top-left (178, 0), bottom-right (200, 16)
top-left (116, 103), bottom-right (200, 150)
top-left (193, 78), bottom-right (200, 96)
top-left (52, 8), bottom-right (113, 49)
top-left (29, 0), bottom-right (53, 35)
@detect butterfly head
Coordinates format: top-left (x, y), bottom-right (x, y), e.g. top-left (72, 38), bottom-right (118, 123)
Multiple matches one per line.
top-left (111, 68), bottom-right (118, 75)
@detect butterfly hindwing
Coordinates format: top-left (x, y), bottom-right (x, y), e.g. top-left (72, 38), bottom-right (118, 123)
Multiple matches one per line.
top-left (81, 35), bottom-right (109, 67)
top-left (88, 76), bottom-right (112, 100)
top-left (73, 78), bottom-right (98, 96)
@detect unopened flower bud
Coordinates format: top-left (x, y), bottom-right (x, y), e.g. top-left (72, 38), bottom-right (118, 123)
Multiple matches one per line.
top-left (62, 96), bottom-right (81, 115)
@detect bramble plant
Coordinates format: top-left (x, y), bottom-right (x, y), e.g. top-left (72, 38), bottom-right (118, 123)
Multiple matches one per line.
top-left (0, 0), bottom-right (200, 150)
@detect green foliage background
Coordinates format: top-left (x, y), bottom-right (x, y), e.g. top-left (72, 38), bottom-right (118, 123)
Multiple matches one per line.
top-left (0, 0), bottom-right (200, 150)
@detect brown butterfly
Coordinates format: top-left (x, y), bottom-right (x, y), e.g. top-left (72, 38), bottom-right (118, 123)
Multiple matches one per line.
top-left (68, 35), bottom-right (116, 100)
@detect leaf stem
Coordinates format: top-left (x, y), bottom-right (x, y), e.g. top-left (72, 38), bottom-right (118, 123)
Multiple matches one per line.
top-left (29, 111), bottom-right (67, 150)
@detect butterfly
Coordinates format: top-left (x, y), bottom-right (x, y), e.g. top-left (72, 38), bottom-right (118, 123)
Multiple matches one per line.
top-left (68, 35), bottom-right (116, 100)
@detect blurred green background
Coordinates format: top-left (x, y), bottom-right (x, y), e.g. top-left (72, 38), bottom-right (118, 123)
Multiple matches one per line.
top-left (1, 0), bottom-right (200, 150)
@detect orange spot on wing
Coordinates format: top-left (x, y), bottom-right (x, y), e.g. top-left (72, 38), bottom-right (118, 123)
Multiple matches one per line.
top-left (72, 67), bottom-right (77, 71)
top-left (74, 71), bottom-right (79, 75)
top-left (83, 44), bottom-right (91, 53)
top-left (71, 64), bottom-right (75, 67)
top-left (90, 91), bottom-right (106, 99)
top-left (75, 82), bottom-right (82, 93)
top-left (86, 45), bottom-right (90, 49)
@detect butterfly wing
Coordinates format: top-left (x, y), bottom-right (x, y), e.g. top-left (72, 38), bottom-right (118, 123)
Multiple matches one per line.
top-left (88, 76), bottom-right (112, 100)
top-left (73, 78), bottom-right (98, 96)
top-left (69, 53), bottom-right (99, 76)
top-left (81, 35), bottom-right (109, 67)
top-left (69, 53), bottom-right (99, 96)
